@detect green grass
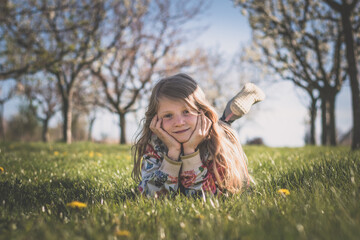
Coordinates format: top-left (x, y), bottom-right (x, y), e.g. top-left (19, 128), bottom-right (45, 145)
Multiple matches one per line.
top-left (0, 142), bottom-right (359, 240)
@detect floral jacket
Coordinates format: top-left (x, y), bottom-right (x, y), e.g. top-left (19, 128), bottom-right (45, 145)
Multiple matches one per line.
top-left (138, 134), bottom-right (246, 198)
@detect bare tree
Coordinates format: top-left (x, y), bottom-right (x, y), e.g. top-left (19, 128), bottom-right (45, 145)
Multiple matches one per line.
top-left (43, 0), bottom-right (126, 143)
top-left (2, 0), bottom-right (127, 143)
top-left (20, 75), bottom-right (60, 142)
top-left (0, 0), bottom-right (86, 80)
top-left (91, 0), bottom-right (208, 144)
top-left (0, 80), bottom-right (16, 140)
top-left (71, 73), bottom-right (103, 142)
top-left (234, 0), bottom-right (347, 146)
top-left (323, 0), bottom-right (360, 150)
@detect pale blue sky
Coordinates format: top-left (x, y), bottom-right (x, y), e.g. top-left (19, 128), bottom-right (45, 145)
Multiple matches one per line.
top-left (3, 0), bottom-right (353, 146)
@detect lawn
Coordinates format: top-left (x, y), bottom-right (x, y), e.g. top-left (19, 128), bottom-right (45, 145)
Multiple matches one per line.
top-left (0, 142), bottom-right (359, 240)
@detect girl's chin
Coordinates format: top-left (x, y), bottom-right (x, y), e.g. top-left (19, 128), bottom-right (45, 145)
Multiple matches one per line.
top-left (173, 135), bottom-right (191, 143)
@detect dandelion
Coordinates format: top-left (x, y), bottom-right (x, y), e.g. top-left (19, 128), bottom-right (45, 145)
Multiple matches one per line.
top-left (54, 151), bottom-right (59, 156)
top-left (89, 151), bottom-right (94, 157)
top-left (115, 230), bottom-right (131, 237)
top-left (0, 167), bottom-right (4, 173)
top-left (96, 152), bottom-right (102, 157)
top-left (196, 214), bottom-right (205, 220)
top-left (278, 189), bottom-right (290, 196)
top-left (66, 201), bottom-right (87, 209)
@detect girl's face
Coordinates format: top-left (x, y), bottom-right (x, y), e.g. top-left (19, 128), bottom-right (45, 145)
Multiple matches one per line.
top-left (157, 97), bottom-right (199, 143)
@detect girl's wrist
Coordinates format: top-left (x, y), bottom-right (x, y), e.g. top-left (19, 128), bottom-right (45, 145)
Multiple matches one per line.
top-left (167, 149), bottom-right (181, 161)
top-left (183, 147), bottom-right (196, 155)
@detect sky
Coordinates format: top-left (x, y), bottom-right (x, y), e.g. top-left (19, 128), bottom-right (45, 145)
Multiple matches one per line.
top-left (3, 0), bottom-right (353, 147)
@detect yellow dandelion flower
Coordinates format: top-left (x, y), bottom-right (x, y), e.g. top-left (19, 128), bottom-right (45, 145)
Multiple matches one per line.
top-left (54, 151), bottom-right (59, 156)
top-left (278, 189), bottom-right (290, 196)
top-left (89, 151), bottom-right (94, 157)
top-left (196, 214), bottom-right (205, 220)
top-left (96, 152), bottom-right (102, 157)
top-left (0, 167), bottom-right (4, 173)
top-left (115, 230), bottom-right (131, 237)
top-left (66, 201), bottom-right (87, 209)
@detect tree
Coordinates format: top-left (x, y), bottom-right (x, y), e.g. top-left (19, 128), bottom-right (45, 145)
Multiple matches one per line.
top-left (43, 0), bottom-right (125, 143)
top-left (0, 0), bottom-right (84, 80)
top-left (0, 79), bottom-right (16, 140)
top-left (234, 0), bottom-right (347, 146)
top-left (323, 0), bottom-right (360, 150)
top-left (71, 73), bottom-right (103, 142)
top-left (91, 0), bottom-right (208, 144)
top-left (2, 0), bottom-right (126, 143)
top-left (20, 75), bottom-right (60, 142)
top-left (6, 103), bottom-right (41, 141)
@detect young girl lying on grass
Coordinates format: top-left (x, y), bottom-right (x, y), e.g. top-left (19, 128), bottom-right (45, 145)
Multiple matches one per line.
top-left (132, 73), bottom-right (265, 197)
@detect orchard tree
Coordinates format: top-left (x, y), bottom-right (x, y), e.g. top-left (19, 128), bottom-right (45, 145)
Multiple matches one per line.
top-left (0, 0), bottom-right (83, 80)
top-left (20, 75), bottom-right (60, 142)
top-left (1, 0), bottom-right (126, 143)
top-left (323, 0), bottom-right (360, 149)
top-left (234, 0), bottom-right (347, 146)
top-left (0, 80), bottom-right (16, 139)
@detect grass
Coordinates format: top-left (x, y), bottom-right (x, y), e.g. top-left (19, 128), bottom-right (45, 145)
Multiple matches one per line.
top-left (0, 142), bottom-right (359, 240)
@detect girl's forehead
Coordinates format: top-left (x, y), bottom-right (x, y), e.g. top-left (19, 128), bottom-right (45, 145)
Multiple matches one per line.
top-left (157, 97), bottom-right (196, 111)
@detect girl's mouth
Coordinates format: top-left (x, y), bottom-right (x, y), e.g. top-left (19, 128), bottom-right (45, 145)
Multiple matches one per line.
top-left (174, 128), bottom-right (190, 134)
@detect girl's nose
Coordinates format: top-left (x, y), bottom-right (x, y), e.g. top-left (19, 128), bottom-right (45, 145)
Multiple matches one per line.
top-left (174, 115), bottom-right (185, 126)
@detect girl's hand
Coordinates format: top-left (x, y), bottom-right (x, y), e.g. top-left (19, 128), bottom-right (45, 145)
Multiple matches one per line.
top-left (150, 115), bottom-right (181, 161)
top-left (183, 111), bottom-right (212, 155)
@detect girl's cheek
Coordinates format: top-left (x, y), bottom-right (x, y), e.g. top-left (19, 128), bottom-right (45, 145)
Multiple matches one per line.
top-left (186, 114), bottom-right (198, 121)
top-left (162, 119), bottom-right (171, 127)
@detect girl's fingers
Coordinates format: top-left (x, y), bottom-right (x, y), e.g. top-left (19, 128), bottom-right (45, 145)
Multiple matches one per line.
top-left (155, 118), bottom-right (169, 137)
top-left (150, 115), bottom-right (157, 131)
top-left (155, 117), bottom-right (162, 130)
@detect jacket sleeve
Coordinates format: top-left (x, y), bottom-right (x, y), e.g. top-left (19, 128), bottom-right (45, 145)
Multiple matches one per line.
top-left (179, 150), bottom-right (220, 196)
top-left (138, 143), bottom-right (182, 197)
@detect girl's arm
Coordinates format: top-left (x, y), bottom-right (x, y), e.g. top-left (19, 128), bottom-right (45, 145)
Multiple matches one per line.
top-left (180, 112), bottom-right (219, 196)
top-left (179, 151), bottom-right (220, 196)
top-left (138, 141), bottom-right (181, 197)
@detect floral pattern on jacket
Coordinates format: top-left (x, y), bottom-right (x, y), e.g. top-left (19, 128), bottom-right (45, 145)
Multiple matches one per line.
top-left (138, 134), bottom-right (221, 197)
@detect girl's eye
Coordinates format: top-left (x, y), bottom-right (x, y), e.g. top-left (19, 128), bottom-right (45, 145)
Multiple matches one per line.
top-left (183, 110), bottom-right (190, 114)
top-left (163, 114), bottom-right (172, 119)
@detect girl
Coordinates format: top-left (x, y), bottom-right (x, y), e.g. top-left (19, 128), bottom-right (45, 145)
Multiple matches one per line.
top-left (132, 73), bottom-right (265, 197)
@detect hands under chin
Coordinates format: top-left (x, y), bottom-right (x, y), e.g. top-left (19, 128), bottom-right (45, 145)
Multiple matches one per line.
top-left (150, 115), bottom-right (181, 161)
top-left (183, 111), bottom-right (212, 155)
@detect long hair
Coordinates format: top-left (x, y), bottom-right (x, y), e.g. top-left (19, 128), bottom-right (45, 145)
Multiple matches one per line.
top-left (132, 73), bottom-right (250, 193)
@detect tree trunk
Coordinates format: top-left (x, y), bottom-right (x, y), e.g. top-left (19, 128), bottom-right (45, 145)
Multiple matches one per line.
top-left (0, 103), bottom-right (4, 140)
top-left (329, 93), bottom-right (337, 146)
top-left (309, 98), bottom-right (317, 145)
top-left (42, 118), bottom-right (50, 142)
top-left (320, 91), bottom-right (337, 146)
top-left (71, 113), bottom-right (79, 141)
top-left (88, 116), bottom-right (96, 142)
top-left (341, 10), bottom-right (360, 150)
top-left (321, 97), bottom-right (328, 145)
top-left (62, 94), bottom-right (73, 144)
top-left (119, 112), bottom-right (126, 144)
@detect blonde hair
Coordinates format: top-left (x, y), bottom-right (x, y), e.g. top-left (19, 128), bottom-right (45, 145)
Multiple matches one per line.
top-left (132, 73), bottom-right (250, 193)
